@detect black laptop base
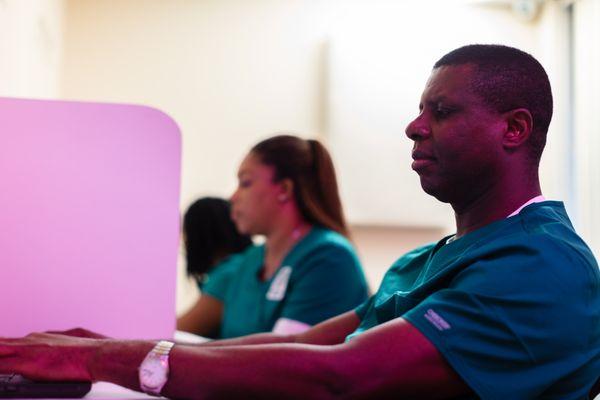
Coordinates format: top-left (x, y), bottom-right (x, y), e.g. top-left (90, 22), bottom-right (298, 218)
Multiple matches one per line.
top-left (0, 374), bottom-right (91, 398)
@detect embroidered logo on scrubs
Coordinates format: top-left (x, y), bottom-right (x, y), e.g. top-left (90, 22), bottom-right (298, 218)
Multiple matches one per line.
top-left (266, 266), bottom-right (292, 301)
top-left (424, 309), bottom-right (451, 331)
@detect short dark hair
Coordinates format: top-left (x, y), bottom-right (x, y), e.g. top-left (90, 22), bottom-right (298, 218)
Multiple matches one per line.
top-left (434, 44), bottom-right (553, 164)
top-left (183, 197), bottom-right (252, 278)
top-left (251, 135), bottom-right (349, 238)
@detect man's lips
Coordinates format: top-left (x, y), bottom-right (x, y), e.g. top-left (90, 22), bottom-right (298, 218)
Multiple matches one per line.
top-left (411, 150), bottom-right (436, 171)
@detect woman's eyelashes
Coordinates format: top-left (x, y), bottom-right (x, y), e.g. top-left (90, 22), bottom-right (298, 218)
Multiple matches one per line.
top-left (239, 179), bottom-right (252, 188)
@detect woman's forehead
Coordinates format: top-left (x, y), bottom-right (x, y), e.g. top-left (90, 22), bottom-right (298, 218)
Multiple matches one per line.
top-left (238, 152), bottom-right (273, 178)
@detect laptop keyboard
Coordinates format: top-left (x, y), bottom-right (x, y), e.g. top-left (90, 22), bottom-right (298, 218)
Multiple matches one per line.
top-left (0, 374), bottom-right (19, 394)
top-left (0, 374), bottom-right (92, 398)
top-left (0, 375), bottom-right (16, 384)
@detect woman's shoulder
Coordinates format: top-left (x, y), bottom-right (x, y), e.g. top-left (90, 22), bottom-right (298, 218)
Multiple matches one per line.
top-left (215, 252), bottom-right (245, 269)
top-left (228, 243), bottom-right (264, 265)
top-left (290, 227), bottom-right (359, 267)
top-left (203, 244), bottom-right (263, 291)
top-left (306, 227), bottom-right (354, 251)
top-left (287, 228), bottom-right (367, 289)
top-left (207, 252), bottom-right (245, 280)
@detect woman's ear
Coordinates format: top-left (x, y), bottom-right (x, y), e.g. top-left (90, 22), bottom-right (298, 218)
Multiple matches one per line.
top-left (503, 108), bottom-right (533, 150)
top-left (277, 178), bottom-right (294, 203)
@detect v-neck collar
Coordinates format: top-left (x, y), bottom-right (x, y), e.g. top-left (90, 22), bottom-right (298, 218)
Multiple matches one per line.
top-left (255, 227), bottom-right (317, 284)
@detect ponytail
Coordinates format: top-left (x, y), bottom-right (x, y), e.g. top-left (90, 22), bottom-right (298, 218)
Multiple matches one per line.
top-left (303, 139), bottom-right (348, 237)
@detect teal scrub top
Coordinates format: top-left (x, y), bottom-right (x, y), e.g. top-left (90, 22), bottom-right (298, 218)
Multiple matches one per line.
top-left (348, 202), bottom-right (600, 399)
top-left (199, 253), bottom-right (245, 296)
top-left (203, 227), bottom-right (368, 339)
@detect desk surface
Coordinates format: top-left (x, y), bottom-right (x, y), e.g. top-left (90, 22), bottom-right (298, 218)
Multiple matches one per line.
top-left (84, 382), bottom-right (156, 399)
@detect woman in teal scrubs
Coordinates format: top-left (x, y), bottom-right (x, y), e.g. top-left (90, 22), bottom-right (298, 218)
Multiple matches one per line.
top-left (183, 135), bottom-right (368, 339)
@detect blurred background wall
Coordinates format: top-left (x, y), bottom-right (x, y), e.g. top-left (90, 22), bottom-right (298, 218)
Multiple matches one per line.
top-left (1, 0), bottom-right (598, 314)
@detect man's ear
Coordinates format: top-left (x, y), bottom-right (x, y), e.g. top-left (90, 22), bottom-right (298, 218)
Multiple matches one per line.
top-left (277, 178), bottom-right (294, 203)
top-left (503, 108), bottom-right (533, 150)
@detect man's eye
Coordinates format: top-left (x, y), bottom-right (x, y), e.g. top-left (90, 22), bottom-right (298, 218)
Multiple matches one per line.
top-left (435, 107), bottom-right (453, 118)
top-left (239, 180), bottom-right (252, 188)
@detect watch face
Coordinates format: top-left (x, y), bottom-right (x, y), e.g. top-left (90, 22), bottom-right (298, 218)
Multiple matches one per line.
top-left (140, 358), bottom-right (168, 389)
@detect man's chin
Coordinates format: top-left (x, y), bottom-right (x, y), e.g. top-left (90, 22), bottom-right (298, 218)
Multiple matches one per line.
top-left (420, 181), bottom-right (452, 204)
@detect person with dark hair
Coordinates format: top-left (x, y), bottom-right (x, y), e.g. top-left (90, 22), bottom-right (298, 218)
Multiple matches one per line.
top-left (176, 197), bottom-right (252, 338)
top-left (182, 197), bottom-right (252, 279)
top-left (432, 44), bottom-right (553, 166)
top-left (209, 134), bottom-right (368, 338)
top-left (179, 136), bottom-right (368, 339)
top-left (2, 44), bottom-right (599, 399)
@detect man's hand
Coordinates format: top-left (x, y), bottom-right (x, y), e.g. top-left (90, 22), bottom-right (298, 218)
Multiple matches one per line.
top-left (0, 332), bottom-right (99, 382)
top-left (45, 327), bottom-right (110, 339)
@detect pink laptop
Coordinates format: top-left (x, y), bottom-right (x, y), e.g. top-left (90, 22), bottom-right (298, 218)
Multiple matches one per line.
top-left (0, 97), bottom-right (181, 340)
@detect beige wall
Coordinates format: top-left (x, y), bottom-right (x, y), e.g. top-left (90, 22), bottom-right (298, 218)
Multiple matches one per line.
top-left (0, 0), bottom-right (64, 98)
top-left (325, 1), bottom-right (569, 229)
top-left (61, 0), bottom-right (572, 217)
top-left (3, 0), bottom-right (595, 312)
top-left (58, 0), bottom-right (582, 313)
top-left (351, 225), bottom-right (446, 290)
top-left (574, 0), bottom-right (600, 256)
top-left (62, 0), bottom-right (335, 209)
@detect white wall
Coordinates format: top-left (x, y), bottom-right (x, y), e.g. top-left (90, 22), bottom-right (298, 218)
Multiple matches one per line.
top-left (58, 0), bottom-right (582, 313)
top-left (61, 0), bottom-right (337, 312)
top-left (325, 0), bottom-right (571, 228)
top-left (0, 0), bottom-right (597, 319)
top-left (0, 0), bottom-right (64, 98)
top-left (61, 0), bottom-right (573, 223)
top-left (62, 0), bottom-right (336, 209)
top-left (573, 0), bottom-right (600, 257)
top-left (351, 225), bottom-right (445, 290)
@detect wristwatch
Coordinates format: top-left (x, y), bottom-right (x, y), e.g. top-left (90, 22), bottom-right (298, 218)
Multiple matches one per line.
top-left (138, 340), bottom-right (175, 396)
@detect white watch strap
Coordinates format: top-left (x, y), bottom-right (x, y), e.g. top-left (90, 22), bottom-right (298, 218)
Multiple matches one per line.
top-left (139, 340), bottom-right (174, 396)
top-left (153, 340), bottom-right (175, 356)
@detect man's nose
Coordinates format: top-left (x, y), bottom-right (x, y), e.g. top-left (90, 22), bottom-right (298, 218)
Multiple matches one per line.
top-left (405, 115), bottom-right (430, 141)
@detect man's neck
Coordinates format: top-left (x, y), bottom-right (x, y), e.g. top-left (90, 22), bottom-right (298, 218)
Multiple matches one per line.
top-left (452, 179), bottom-right (542, 239)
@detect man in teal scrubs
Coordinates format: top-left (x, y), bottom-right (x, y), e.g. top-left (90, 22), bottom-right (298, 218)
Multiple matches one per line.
top-left (1, 44), bottom-right (599, 399)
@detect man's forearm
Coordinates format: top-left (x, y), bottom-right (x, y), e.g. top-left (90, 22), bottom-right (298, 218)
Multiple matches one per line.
top-left (88, 340), bottom-right (155, 392)
top-left (88, 318), bottom-right (468, 400)
top-left (88, 339), bottom-right (343, 399)
top-left (14, 316), bottom-right (466, 399)
top-left (86, 312), bottom-right (363, 397)
top-left (199, 311), bottom-right (361, 348)
top-left (166, 343), bottom-right (343, 399)
top-left (198, 331), bottom-right (295, 347)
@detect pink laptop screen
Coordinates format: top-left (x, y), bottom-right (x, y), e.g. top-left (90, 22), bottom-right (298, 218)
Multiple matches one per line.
top-left (0, 97), bottom-right (181, 339)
